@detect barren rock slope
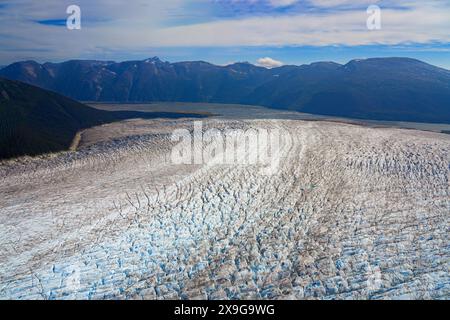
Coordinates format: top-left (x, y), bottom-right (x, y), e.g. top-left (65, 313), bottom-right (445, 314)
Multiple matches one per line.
top-left (0, 119), bottom-right (449, 300)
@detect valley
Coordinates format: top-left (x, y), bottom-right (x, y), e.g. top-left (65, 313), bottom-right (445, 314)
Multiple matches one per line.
top-left (1, 0), bottom-right (449, 304)
top-left (91, 102), bottom-right (450, 134)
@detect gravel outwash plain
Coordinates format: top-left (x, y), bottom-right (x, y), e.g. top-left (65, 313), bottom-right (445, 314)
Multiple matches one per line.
top-left (0, 118), bottom-right (449, 300)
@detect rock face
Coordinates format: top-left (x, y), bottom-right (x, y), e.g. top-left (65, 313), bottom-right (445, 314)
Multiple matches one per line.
top-left (0, 119), bottom-right (449, 300)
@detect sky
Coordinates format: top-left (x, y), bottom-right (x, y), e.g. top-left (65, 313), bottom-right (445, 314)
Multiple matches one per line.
top-left (0, 0), bottom-right (449, 69)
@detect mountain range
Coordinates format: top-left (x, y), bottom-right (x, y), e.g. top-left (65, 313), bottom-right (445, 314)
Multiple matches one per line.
top-left (1, 57), bottom-right (450, 123)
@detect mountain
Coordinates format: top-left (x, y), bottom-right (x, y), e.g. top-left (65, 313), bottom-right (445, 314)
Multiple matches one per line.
top-left (0, 77), bottom-right (204, 160)
top-left (246, 58), bottom-right (450, 123)
top-left (0, 58), bottom-right (277, 102)
top-left (1, 57), bottom-right (450, 123)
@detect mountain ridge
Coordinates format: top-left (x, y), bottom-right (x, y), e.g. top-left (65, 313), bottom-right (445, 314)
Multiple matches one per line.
top-left (1, 57), bottom-right (450, 123)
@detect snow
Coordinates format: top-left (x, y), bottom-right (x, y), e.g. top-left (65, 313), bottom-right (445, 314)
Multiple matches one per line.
top-left (0, 119), bottom-right (449, 300)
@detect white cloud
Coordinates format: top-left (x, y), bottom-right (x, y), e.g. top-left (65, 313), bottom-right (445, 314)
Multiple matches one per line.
top-left (308, 0), bottom-right (378, 7)
top-left (228, 0), bottom-right (298, 8)
top-left (256, 57), bottom-right (284, 68)
top-left (0, 0), bottom-right (449, 63)
top-left (149, 2), bottom-right (450, 47)
top-left (268, 0), bottom-right (298, 7)
top-left (230, 0), bottom-right (379, 8)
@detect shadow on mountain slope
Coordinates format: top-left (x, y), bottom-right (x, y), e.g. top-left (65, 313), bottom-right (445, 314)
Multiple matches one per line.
top-left (0, 77), bottom-right (205, 160)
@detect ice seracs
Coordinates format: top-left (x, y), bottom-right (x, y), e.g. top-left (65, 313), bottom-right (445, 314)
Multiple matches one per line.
top-left (0, 119), bottom-right (448, 300)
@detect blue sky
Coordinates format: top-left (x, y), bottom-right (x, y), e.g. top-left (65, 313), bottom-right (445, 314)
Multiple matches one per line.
top-left (0, 0), bottom-right (449, 69)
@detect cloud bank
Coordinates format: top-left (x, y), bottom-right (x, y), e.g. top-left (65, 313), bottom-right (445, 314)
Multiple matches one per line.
top-left (256, 57), bottom-right (284, 68)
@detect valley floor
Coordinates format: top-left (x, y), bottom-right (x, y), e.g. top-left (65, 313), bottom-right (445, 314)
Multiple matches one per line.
top-left (0, 119), bottom-right (449, 300)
